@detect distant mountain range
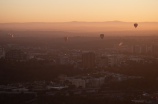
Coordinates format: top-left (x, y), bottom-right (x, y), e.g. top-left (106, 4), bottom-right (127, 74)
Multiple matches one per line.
top-left (0, 21), bottom-right (158, 32)
top-left (1, 21), bottom-right (158, 23)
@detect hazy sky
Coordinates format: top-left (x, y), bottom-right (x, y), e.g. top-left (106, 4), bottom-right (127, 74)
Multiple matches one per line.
top-left (1, 0), bottom-right (158, 23)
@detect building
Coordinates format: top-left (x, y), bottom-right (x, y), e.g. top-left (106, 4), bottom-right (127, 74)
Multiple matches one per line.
top-left (71, 79), bottom-right (85, 88)
top-left (140, 45), bottom-right (147, 53)
top-left (88, 77), bottom-right (105, 87)
top-left (98, 56), bottom-right (108, 67)
top-left (132, 45), bottom-right (153, 54)
top-left (129, 57), bottom-right (143, 63)
top-left (132, 45), bottom-right (141, 54)
top-left (0, 47), bottom-right (5, 58)
top-left (151, 45), bottom-right (158, 53)
top-left (5, 49), bottom-right (27, 60)
top-left (107, 55), bottom-right (118, 66)
top-left (58, 74), bottom-right (67, 80)
top-left (82, 52), bottom-right (95, 68)
top-left (59, 56), bottom-right (69, 65)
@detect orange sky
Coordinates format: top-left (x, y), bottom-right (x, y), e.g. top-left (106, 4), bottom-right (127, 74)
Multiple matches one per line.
top-left (0, 0), bottom-right (158, 23)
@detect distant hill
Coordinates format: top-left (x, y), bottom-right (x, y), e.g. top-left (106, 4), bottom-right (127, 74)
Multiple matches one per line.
top-left (0, 21), bottom-right (158, 34)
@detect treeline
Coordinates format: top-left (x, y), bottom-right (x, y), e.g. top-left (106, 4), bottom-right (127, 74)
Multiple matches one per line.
top-left (102, 62), bottom-right (158, 91)
top-left (0, 93), bottom-right (135, 104)
top-left (0, 59), bottom-right (90, 84)
top-left (1, 58), bottom-right (158, 84)
top-left (105, 62), bottom-right (158, 78)
top-left (35, 95), bottom-right (134, 104)
top-left (101, 78), bottom-right (158, 92)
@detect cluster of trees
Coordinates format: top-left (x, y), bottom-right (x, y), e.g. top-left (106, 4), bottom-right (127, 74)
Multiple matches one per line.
top-left (105, 62), bottom-right (158, 78)
top-left (101, 78), bottom-right (158, 92)
top-left (1, 58), bottom-right (158, 86)
top-left (101, 62), bottom-right (158, 91)
top-left (34, 95), bottom-right (134, 104)
top-left (0, 59), bottom-right (91, 84)
top-left (0, 93), bottom-right (36, 104)
top-left (0, 93), bottom-right (135, 104)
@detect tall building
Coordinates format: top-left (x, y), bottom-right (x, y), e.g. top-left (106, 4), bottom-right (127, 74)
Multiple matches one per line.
top-left (132, 45), bottom-right (141, 54)
top-left (88, 77), bottom-right (105, 87)
top-left (151, 45), bottom-right (158, 53)
top-left (59, 56), bottom-right (69, 65)
top-left (107, 56), bottom-right (118, 66)
top-left (5, 49), bottom-right (27, 60)
top-left (98, 56), bottom-right (108, 67)
top-left (82, 52), bottom-right (95, 68)
top-left (132, 45), bottom-right (150, 54)
top-left (71, 79), bottom-right (85, 88)
top-left (140, 45), bottom-right (147, 53)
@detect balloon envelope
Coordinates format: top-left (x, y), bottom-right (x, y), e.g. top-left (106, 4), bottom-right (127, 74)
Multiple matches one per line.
top-left (64, 37), bottom-right (68, 41)
top-left (100, 34), bottom-right (104, 39)
top-left (134, 23), bottom-right (138, 28)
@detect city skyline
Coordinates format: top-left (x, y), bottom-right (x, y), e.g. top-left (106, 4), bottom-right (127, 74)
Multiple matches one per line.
top-left (1, 0), bottom-right (158, 23)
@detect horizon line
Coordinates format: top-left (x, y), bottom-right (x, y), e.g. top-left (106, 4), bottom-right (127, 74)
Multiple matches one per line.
top-left (1, 21), bottom-right (158, 24)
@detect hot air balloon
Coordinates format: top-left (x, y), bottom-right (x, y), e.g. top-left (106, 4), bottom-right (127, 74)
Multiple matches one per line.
top-left (100, 34), bottom-right (104, 39)
top-left (134, 23), bottom-right (138, 28)
top-left (64, 37), bottom-right (68, 41)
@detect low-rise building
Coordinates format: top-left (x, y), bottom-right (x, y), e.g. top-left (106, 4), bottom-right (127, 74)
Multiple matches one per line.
top-left (71, 79), bottom-right (86, 88)
top-left (0, 47), bottom-right (5, 58)
top-left (5, 49), bottom-right (27, 60)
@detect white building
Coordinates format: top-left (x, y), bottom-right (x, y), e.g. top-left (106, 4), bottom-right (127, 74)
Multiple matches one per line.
top-left (46, 86), bottom-right (68, 90)
top-left (88, 77), bottom-right (105, 87)
top-left (60, 56), bottom-right (70, 65)
top-left (129, 57), bottom-right (143, 62)
top-left (107, 55), bottom-right (118, 66)
top-left (71, 79), bottom-right (85, 88)
top-left (86, 77), bottom-right (105, 87)
top-left (12, 88), bottom-right (29, 92)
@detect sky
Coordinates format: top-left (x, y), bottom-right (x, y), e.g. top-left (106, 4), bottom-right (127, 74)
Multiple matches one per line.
top-left (0, 0), bottom-right (158, 23)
